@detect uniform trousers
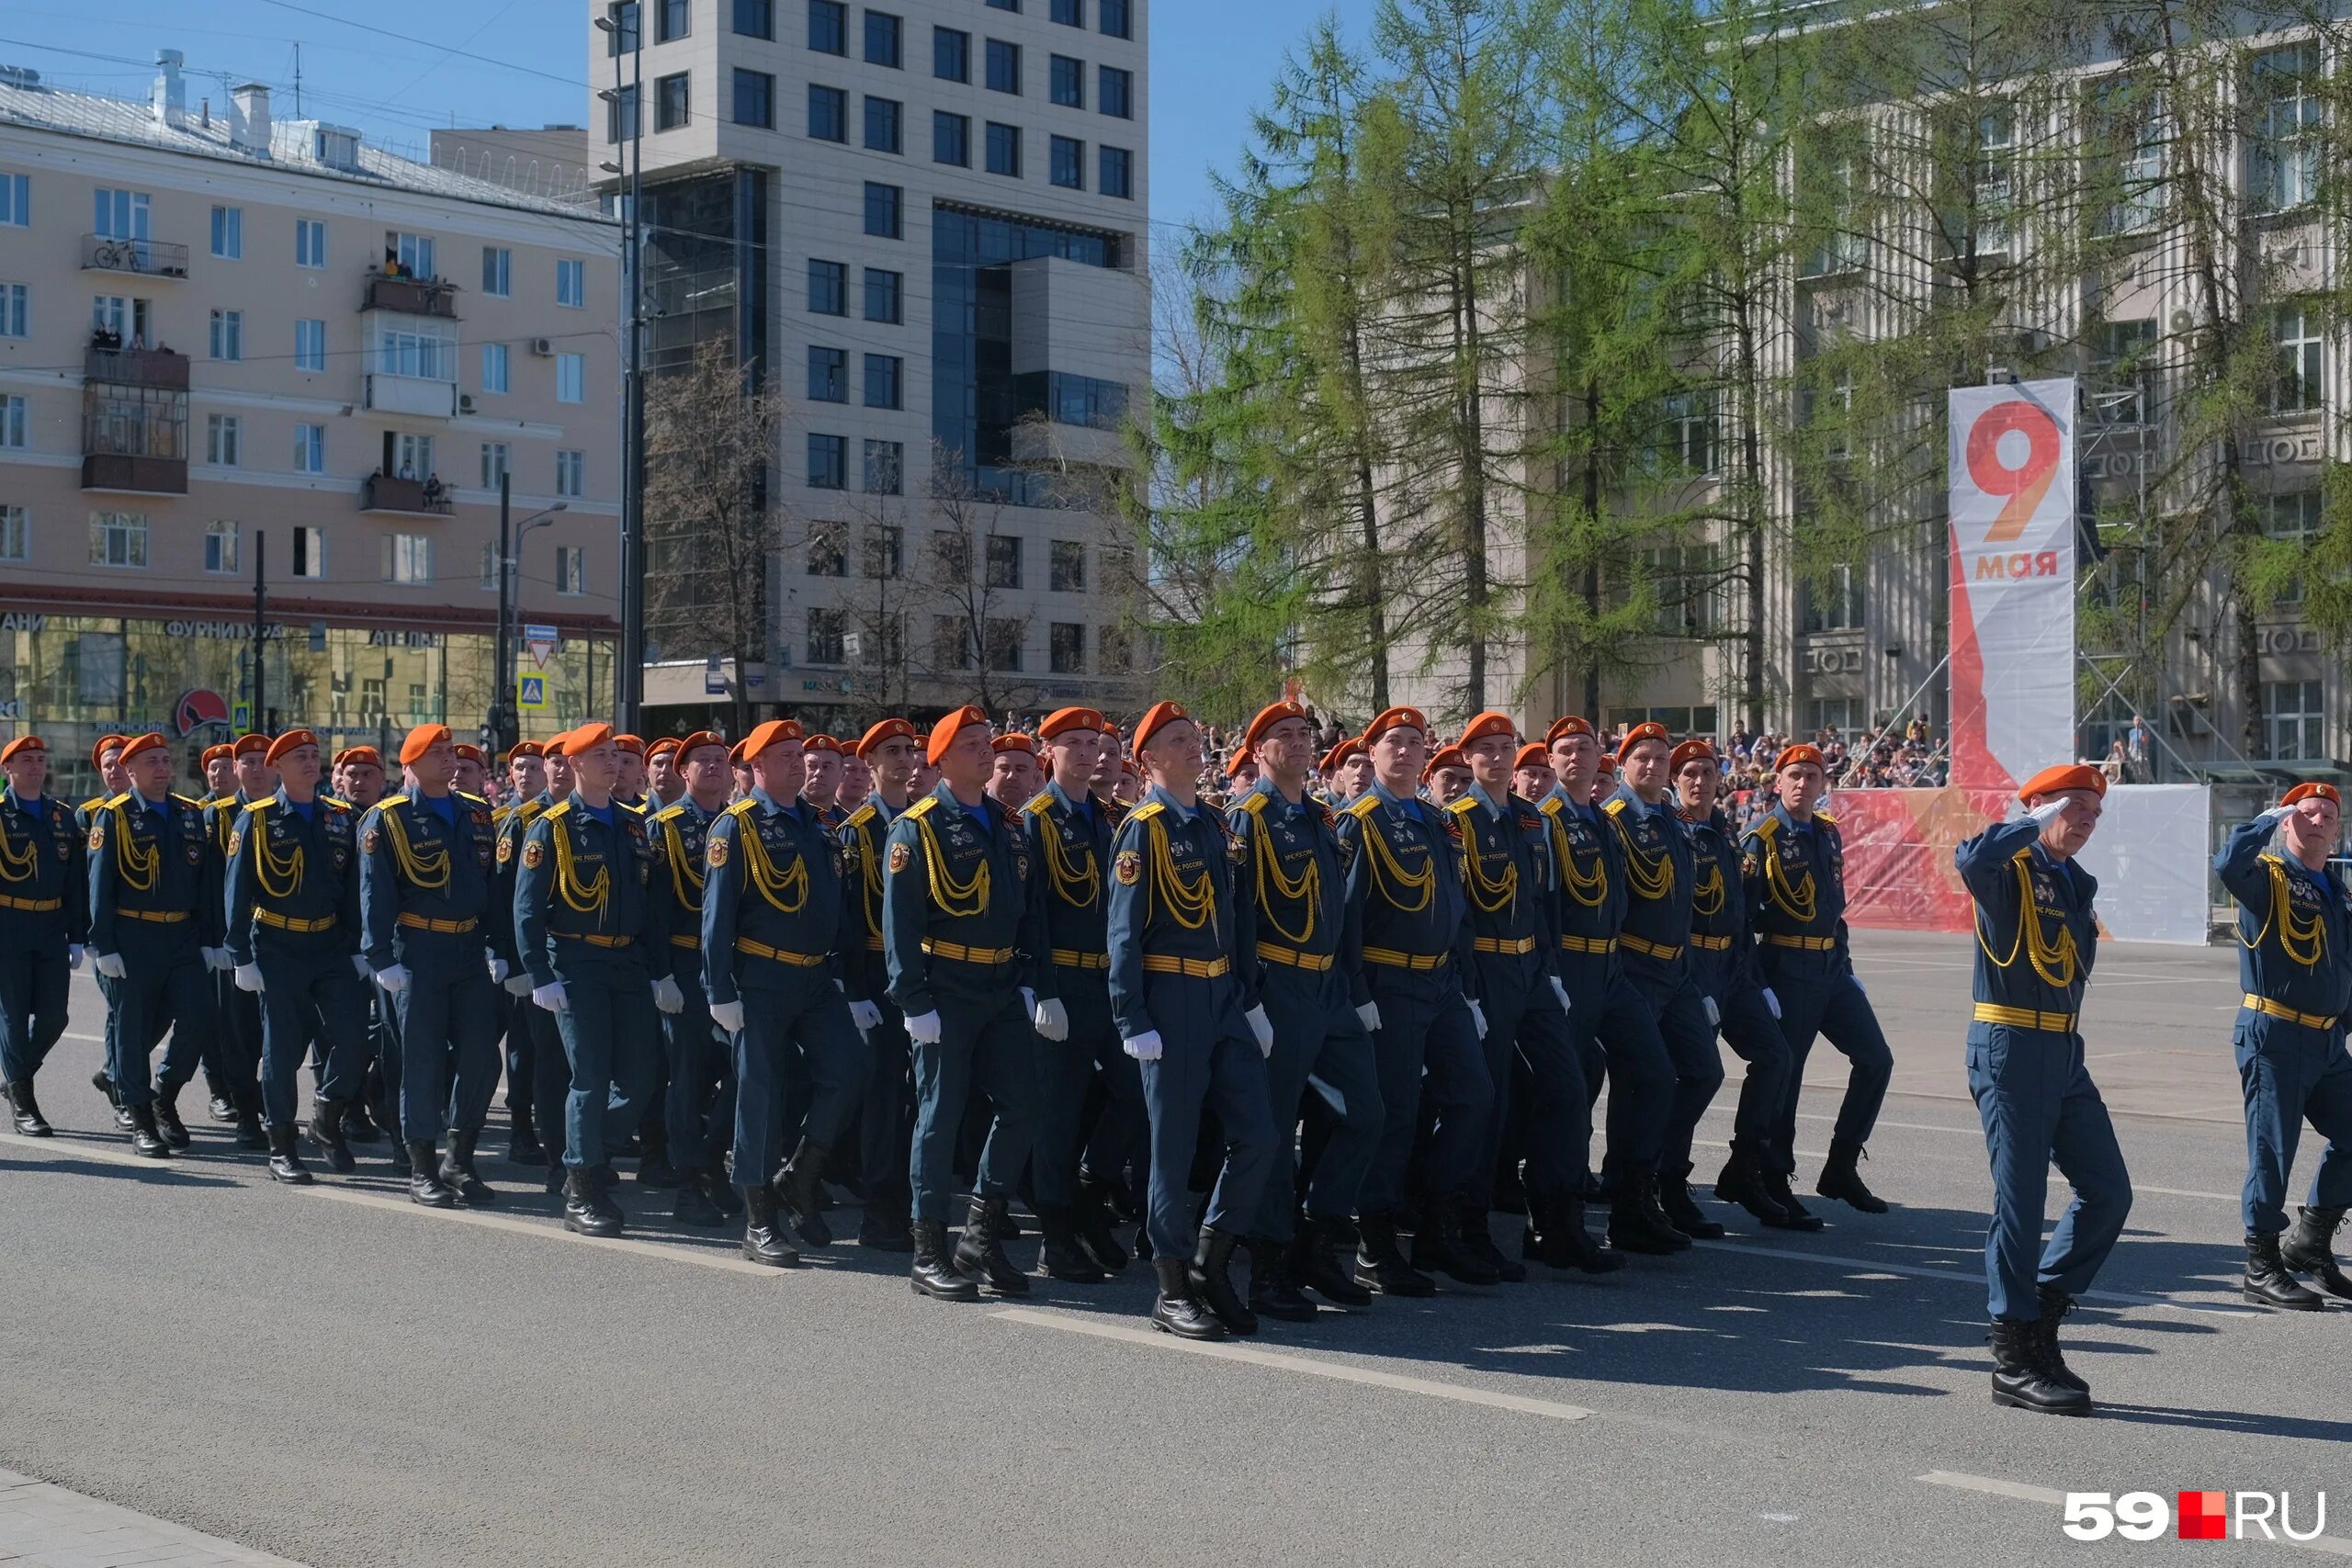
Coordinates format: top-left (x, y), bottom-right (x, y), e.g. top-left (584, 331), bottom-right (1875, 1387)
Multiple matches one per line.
top-left (1464, 953), bottom-right (1586, 1211)
top-left (732, 969), bottom-right (863, 1192)
top-left (1355, 967), bottom-right (1491, 1219)
top-left (909, 980), bottom-right (1038, 1224)
top-left (2233, 1012), bottom-right (2352, 1235)
top-left (1248, 965), bottom-right (1380, 1241)
top-left (1619, 963), bottom-right (1724, 1180)
top-left (107, 929), bottom-right (211, 1109)
top-left (1135, 968), bottom-right (1275, 1260)
top-left (1761, 957), bottom-right (1893, 1174)
top-left (663, 953), bottom-right (735, 1173)
top-left (1033, 971), bottom-right (1148, 1212)
top-left (548, 947), bottom-right (655, 1171)
top-left (0, 922), bottom-right (70, 1084)
top-left (1966, 1023), bottom-right (2132, 1320)
top-left (254, 934), bottom-right (368, 1130)
top-left (389, 935), bottom-right (501, 1143)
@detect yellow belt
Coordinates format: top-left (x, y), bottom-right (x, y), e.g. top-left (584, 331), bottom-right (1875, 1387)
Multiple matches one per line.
top-left (2244, 994), bottom-right (2337, 1031)
top-left (121, 908), bottom-right (190, 924)
top-left (1973, 1002), bottom-right (2076, 1033)
top-left (1557, 933), bottom-right (1615, 954)
top-left (568, 931), bottom-right (633, 949)
top-left (735, 936), bottom-right (825, 966)
top-left (1362, 946), bottom-right (1448, 971)
top-left (1471, 934), bottom-right (1536, 956)
top-left (1052, 948), bottom-right (1110, 970)
top-left (1142, 953), bottom-right (1228, 978)
top-left (255, 909), bottom-right (336, 933)
top-left (1620, 932), bottom-right (1681, 962)
top-left (396, 912), bottom-right (477, 934)
top-left (1765, 932), bottom-right (1837, 952)
top-left (670, 933), bottom-right (700, 950)
top-left (1690, 933), bottom-right (1733, 952)
top-left (0, 894), bottom-right (62, 913)
top-left (922, 938), bottom-right (1013, 965)
top-left (1256, 942), bottom-right (1334, 973)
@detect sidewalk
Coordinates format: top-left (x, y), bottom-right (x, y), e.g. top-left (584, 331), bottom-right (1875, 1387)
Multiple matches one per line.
top-left (0, 1470), bottom-right (311, 1568)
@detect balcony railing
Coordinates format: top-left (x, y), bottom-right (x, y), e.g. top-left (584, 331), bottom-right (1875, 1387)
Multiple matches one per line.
top-left (80, 233), bottom-right (190, 279)
top-left (362, 273), bottom-right (461, 319)
top-left (363, 473), bottom-right (456, 515)
top-left (81, 454), bottom-right (188, 494)
top-left (84, 346), bottom-right (192, 392)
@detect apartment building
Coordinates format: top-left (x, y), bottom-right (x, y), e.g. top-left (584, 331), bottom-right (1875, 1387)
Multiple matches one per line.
top-left (603, 0), bottom-right (1150, 730)
top-left (0, 51), bottom-right (622, 797)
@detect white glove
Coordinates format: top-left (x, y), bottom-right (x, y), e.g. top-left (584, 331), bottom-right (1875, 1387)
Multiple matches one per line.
top-left (2258, 804), bottom-right (2293, 824)
top-left (351, 953), bottom-right (372, 978)
top-left (503, 973), bottom-right (535, 998)
top-left (904, 1010), bottom-right (943, 1044)
top-left (1124, 1029), bottom-right (1163, 1062)
top-left (488, 955), bottom-right (510, 986)
top-left (531, 980), bottom-right (568, 1013)
top-left (1550, 976), bottom-right (1572, 1013)
top-left (374, 964), bottom-right (411, 994)
top-left (1032, 996), bottom-right (1069, 1043)
top-left (1467, 999), bottom-right (1487, 1040)
top-left (710, 998), bottom-right (746, 1034)
top-left (849, 998), bottom-right (883, 1032)
top-left (232, 962), bottom-right (265, 994)
top-left (1356, 1000), bottom-right (1382, 1032)
top-left (202, 946), bottom-right (232, 972)
top-left (2026, 799), bottom-right (2068, 827)
top-left (94, 952), bottom-right (125, 979)
top-left (1702, 995), bottom-right (1721, 1028)
top-left (1245, 1004), bottom-right (1275, 1057)
top-left (67, 944), bottom-right (85, 971)
top-left (1762, 987), bottom-right (1781, 1020)
top-left (652, 975), bottom-right (684, 1015)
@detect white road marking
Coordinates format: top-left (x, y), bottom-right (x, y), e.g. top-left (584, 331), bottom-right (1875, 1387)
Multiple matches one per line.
top-left (1917, 1471), bottom-right (2352, 1556)
top-left (992, 1306), bottom-right (1593, 1421)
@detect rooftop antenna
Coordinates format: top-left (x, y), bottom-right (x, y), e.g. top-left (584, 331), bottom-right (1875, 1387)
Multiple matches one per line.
top-left (292, 41), bottom-right (300, 117)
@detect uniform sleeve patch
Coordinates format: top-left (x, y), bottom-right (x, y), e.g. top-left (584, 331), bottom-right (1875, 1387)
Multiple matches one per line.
top-left (522, 840), bottom-right (545, 870)
top-left (1114, 848), bottom-right (1142, 886)
top-left (707, 836), bottom-right (731, 870)
top-left (86, 825), bottom-right (105, 852)
top-left (226, 829), bottom-right (242, 859)
top-left (497, 837), bottom-right (514, 865)
top-left (362, 827), bottom-right (381, 856)
top-left (888, 841), bottom-right (911, 874)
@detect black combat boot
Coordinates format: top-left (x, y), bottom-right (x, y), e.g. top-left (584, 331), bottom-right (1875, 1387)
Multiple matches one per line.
top-left (2245, 1231), bottom-right (2324, 1311)
top-left (151, 1081), bottom-right (191, 1150)
top-left (1411, 1203), bottom-right (1502, 1286)
top-left (1988, 1318), bottom-right (2090, 1415)
top-left (951, 1196), bottom-right (1030, 1296)
top-left (2033, 1282), bottom-right (2088, 1394)
top-left (910, 1218), bottom-right (979, 1301)
top-left (562, 1166), bottom-right (623, 1237)
top-left (2282, 1205), bottom-right (2352, 1300)
top-left (708, 1162), bottom-right (743, 1218)
top-left (1246, 1236), bottom-right (1318, 1322)
top-left (1606, 1174), bottom-right (1691, 1256)
top-left (407, 1141), bottom-right (458, 1209)
top-left (93, 1067), bottom-right (133, 1130)
top-left (208, 1087), bottom-right (239, 1124)
top-left (740, 1185), bottom-right (802, 1268)
top-left (438, 1131), bottom-right (497, 1206)
top-left (1713, 1139), bottom-right (1795, 1226)
top-left (1352, 1213), bottom-right (1437, 1298)
top-left (1458, 1202), bottom-right (1528, 1281)
top-left (634, 1118), bottom-right (678, 1189)
top-left (1188, 1227), bottom-right (1258, 1335)
top-left (1037, 1204), bottom-right (1107, 1282)
top-left (1658, 1163), bottom-right (1727, 1240)
top-left (506, 1104), bottom-right (545, 1166)
top-left (774, 1139), bottom-right (834, 1247)
top-left (1074, 1174), bottom-right (1130, 1273)
top-left (859, 1201), bottom-right (914, 1251)
top-left (266, 1124), bottom-right (313, 1185)
top-left (127, 1104), bottom-right (170, 1158)
top-left (232, 1105), bottom-right (268, 1151)
top-left (1757, 1166), bottom-right (1826, 1231)
top-left (1294, 1216), bottom-right (1373, 1304)
top-left (388, 1135), bottom-right (413, 1178)
top-left (1815, 1136), bottom-right (1888, 1213)
top-left (673, 1169), bottom-right (723, 1227)
top-left (1524, 1192), bottom-right (1624, 1274)
top-left (6, 1078), bottom-right (51, 1137)
top-left (343, 1100), bottom-right (382, 1143)
top-left (1150, 1255), bottom-right (1226, 1339)
top-left (307, 1097), bottom-right (356, 1173)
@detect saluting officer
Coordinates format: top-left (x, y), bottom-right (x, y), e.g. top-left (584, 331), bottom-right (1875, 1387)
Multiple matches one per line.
top-left (883, 705), bottom-right (1044, 1303)
top-left (1109, 701), bottom-right (1276, 1339)
top-left (87, 732), bottom-right (215, 1156)
top-left (222, 729), bottom-right (368, 1185)
top-left (841, 716), bottom-right (924, 1252)
top-left (0, 736), bottom-right (86, 1137)
top-left (359, 723), bottom-right (503, 1210)
top-left (2214, 782), bottom-right (2352, 1308)
top-left (1956, 763), bottom-right (2132, 1416)
top-left (647, 731), bottom-right (739, 1228)
top-left (1227, 699), bottom-right (1383, 1316)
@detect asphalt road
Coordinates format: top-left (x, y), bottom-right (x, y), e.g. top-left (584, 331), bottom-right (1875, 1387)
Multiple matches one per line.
top-left (2, 931), bottom-right (2346, 1567)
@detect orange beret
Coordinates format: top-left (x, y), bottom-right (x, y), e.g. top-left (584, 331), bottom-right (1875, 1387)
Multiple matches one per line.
top-left (2017, 762), bottom-right (2108, 803)
top-left (673, 730), bottom-right (727, 760)
top-left (0, 735), bottom-right (46, 765)
top-left (1242, 700), bottom-right (1312, 753)
top-left (1545, 716), bottom-right (1593, 745)
top-left (341, 746), bottom-right (383, 771)
top-left (926, 705), bottom-right (988, 766)
top-left (264, 729), bottom-right (320, 768)
top-left (645, 737), bottom-right (680, 761)
top-left (804, 733), bottom-right (842, 756)
top-left (1038, 707), bottom-right (1107, 741)
top-left (1362, 706), bottom-right (1428, 746)
top-left (91, 734), bottom-right (126, 769)
top-left (729, 739), bottom-right (752, 766)
top-left (1514, 742), bottom-right (1549, 772)
top-left (1131, 700), bottom-right (1196, 758)
top-left (1421, 744), bottom-right (1467, 783)
top-left (2284, 783), bottom-right (2341, 808)
top-left (742, 718), bottom-right (804, 761)
top-left (1224, 745), bottom-right (1255, 778)
top-left (856, 717), bottom-right (920, 757)
top-left (454, 744), bottom-right (485, 765)
top-left (399, 723), bottom-right (453, 766)
top-left (1457, 710), bottom-right (1517, 749)
top-left (1774, 744), bottom-right (1826, 772)
top-left (200, 744), bottom-right (233, 768)
top-left (119, 732), bottom-right (169, 764)
top-left (613, 733), bottom-right (645, 756)
top-left (505, 741), bottom-right (544, 762)
top-left (232, 732), bottom-right (269, 758)
top-left (991, 733), bottom-right (1036, 755)
top-left (1617, 721), bottom-right (1672, 761)
top-left (1670, 739), bottom-right (1716, 773)
top-left (1595, 753), bottom-right (1617, 775)
top-left (556, 722), bottom-right (615, 758)
top-left (1320, 738), bottom-right (1363, 773)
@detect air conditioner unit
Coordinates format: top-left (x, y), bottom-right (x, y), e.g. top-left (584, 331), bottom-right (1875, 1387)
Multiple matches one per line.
top-left (528, 337), bottom-right (555, 357)
top-left (458, 393), bottom-right (476, 413)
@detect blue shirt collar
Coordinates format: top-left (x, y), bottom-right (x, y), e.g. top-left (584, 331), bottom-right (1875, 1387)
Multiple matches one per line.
top-left (1047, 777), bottom-right (1093, 823)
top-left (752, 786), bottom-right (800, 824)
top-left (1249, 775), bottom-right (1311, 818)
top-left (7, 786), bottom-right (42, 817)
top-left (1142, 783), bottom-right (1194, 824)
top-left (1469, 781), bottom-right (1510, 819)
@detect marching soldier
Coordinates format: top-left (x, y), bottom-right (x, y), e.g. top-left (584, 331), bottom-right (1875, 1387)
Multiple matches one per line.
top-left (194, 742), bottom-right (233, 1123)
top-left (1109, 702), bottom-right (1276, 1338)
top-left (201, 732), bottom-right (273, 1147)
top-left (1323, 739), bottom-right (1372, 805)
top-left (491, 740), bottom-right (551, 1165)
top-left (1956, 763), bottom-right (2132, 1416)
top-left (1422, 745), bottom-right (1471, 807)
top-left (358, 723), bottom-right (503, 1209)
top-left (1744, 743), bottom-right (1895, 1218)
top-left (701, 719), bottom-right (865, 1265)
top-left (989, 732), bottom-right (1043, 815)
top-left (222, 730), bottom-right (368, 1185)
top-left (842, 716), bottom-right (924, 1251)
top-left (612, 735), bottom-right (649, 809)
top-left (645, 737), bottom-right (684, 809)
top-left (882, 705), bottom-right (1044, 1302)
top-left (801, 734), bottom-right (848, 827)
top-left (1511, 742), bottom-right (1556, 804)
top-left (2213, 783), bottom-right (2352, 1307)
top-left (647, 731), bottom-right (740, 1227)
top-left (86, 732), bottom-right (215, 1156)
top-left (452, 743), bottom-right (491, 801)
top-left (0, 736), bottom-right (85, 1136)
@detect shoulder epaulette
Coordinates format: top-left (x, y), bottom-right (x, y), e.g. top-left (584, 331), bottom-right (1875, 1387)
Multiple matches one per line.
top-left (323, 796), bottom-right (352, 812)
top-left (904, 795), bottom-right (939, 819)
top-left (379, 795), bottom-right (412, 810)
top-left (653, 802), bottom-right (685, 825)
top-left (241, 798), bottom-right (272, 815)
top-left (1814, 810), bottom-right (1837, 826)
top-left (1602, 796), bottom-right (1628, 817)
top-left (455, 789), bottom-right (488, 807)
top-left (724, 797), bottom-right (757, 818)
top-left (1237, 790), bottom-right (1271, 816)
top-left (104, 793), bottom-right (131, 811)
top-left (544, 800), bottom-right (573, 822)
top-left (1748, 814), bottom-right (1779, 840)
top-left (1343, 795), bottom-right (1380, 818)
top-left (1023, 791), bottom-right (1054, 817)
top-left (845, 802), bottom-right (878, 829)
top-left (619, 798), bottom-right (647, 815)
top-left (1127, 799), bottom-right (1165, 825)
top-left (172, 793), bottom-right (206, 808)
top-left (79, 795), bottom-right (108, 813)
top-left (1445, 795), bottom-right (1477, 816)
top-left (1537, 795), bottom-right (1563, 816)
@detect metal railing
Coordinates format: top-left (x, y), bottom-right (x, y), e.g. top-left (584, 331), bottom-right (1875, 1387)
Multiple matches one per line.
top-left (80, 233), bottom-right (190, 278)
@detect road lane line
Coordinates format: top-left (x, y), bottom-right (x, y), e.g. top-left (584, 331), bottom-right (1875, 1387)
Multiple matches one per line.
top-left (1917, 1471), bottom-right (2352, 1556)
top-left (992, 1306), bottom-right (1592, 1422)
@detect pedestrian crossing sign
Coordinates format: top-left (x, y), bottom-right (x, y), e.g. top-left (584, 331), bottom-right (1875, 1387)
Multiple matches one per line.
top-left (517, 674), bottom-right (548, 710)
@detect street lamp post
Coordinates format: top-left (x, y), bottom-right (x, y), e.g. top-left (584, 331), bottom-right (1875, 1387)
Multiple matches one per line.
top-left (595, 5), bottom-right (648, 733)
top-left (494, 474), bottom-right (569, 754)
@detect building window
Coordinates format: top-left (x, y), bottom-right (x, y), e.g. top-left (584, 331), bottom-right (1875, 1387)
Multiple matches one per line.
top-left (986, 122), bottom-right (1022, 177)
top-left (1050, 135), bottom-right (1084, 189)
top-left (808, 433), bottom-right (846, 489)
top-left (987, 39), bottom-right (1021, 94)
top-left (557, 352), bottom-right (586, 402)
top-left (807, 605), bottom-right (847, 663)
top-left (989, 0), bottom-right (1019, 9)
top-left (294, 423), bottom-right (325, 474)
top-left (89, 511), bottom-right (148, 569)
top-left (808, 258), bottom-right (847, 314)
top-left (1049, 538), bottom-right (1086, 592)
top-left (1099, 0), bottom-right (1129, 39)
top-left (606, 84), bottom-right (640, 144)
top-left (209, 310), bottom-right (243, 362)
top-left (2271, 304), bottom-right (2324, 414)
top-left (0, 505), bottom-right (26, 563)
top-left (386, 432), bottom-right (435, 481)
top-left (386, 534), bottom-right (432, 586)
top-left (388, 231), bottom-right (436, 278)
top-left (656, 72), bottom-right (691, 131)
top-left (865, 353), bottom-right (903, 410)
top-left (1100, 64), bottom-right (1132, 118)
top-left (2265, 491), bottom-right (2322, 606)
top-left (557, 449), bottom-right (584, 497)
top-left (734, 69), bottom-right (775, 128)
top-left (809, 84), bottom-right (848, 141)
top-left (0, 173), bottom-right (26, 227)
top-left (808, 0), bottom-right (845, 51)
top-left (865, 9), bottom-right (901, 66)
top-left (1052, 0), bottom-right (1082, 24)
top-left (931, 529), bottom-right (970, 580)
top-left (1798, 562), bottom-right (1864, 633)
top-left (0, 283), bottom-right (22, 338)
top-left (863, 439), bottom-right (905, 495)
top-left (93, 188), bottom-right (149, 242)
top-left (986, 533), bottom-right (1023, 588)
top-left (205, 520), bottom-right (239, 574)
top-left (1100, 624), bottom-right (1132, 671)
top-left (2251, 43), bottom-right (2322, 214)
top-left (482, 246), bottom-right (511, 296)
top-left (0, 393), bottom-right (23, 448)
top-left (1051, 55), bottom-right (1084, 108)
top-left (865, 96), bottom-right (903, 153)
top-left (2265, 679), bottom-right (2325, 760)
top-left (808, 345), bottom-right (848, 401)
top-left (1099, 144), bottom-right (1132, 199)
top-left (1049, 621), bottom-right (1085, 673)
top-left (1657, 389), bottom-right (1717, 475)
top-left (481, 442), bottom-right (510, 488)
top-left (984, 617), bottom-right (1024, 671)
top-left (557, 546), bottom-right (587, 595)
top-left (865, 181), bottom-right (901, 239)
top-left (733, 0), bottom-right (773, 38)
top-left (288, 524), bottom-right (323, 578)
top-left (206, 414), bottom-right (241, 467)
top-left (1969, 105), bottom-right (2015, 259)
top-left (857, 270), bottom-right (901, 327)
top-left (807, 533), bottom-right (848, 576)
top-left (932, 615), bottom-right (973, 671)
top-left (378, 325), bottom-right (452, 380)
top-left (934, 27), bottom-right (969, 81)
top-left (295, 217), bottom-right (326, 268)
top-left (2091, 318), bottom-right (2156, 425)
top-left (863, 520), bottom-right (903, 576)
top-left (210, 205), bottom-right (243, 260)
top-left (481, 342), bottom-right (510, 394)
top-left (1644, 544), bottom-right (1722, 634)
top-left (657, 0), bottom-right (690, 41)
top-left (558, 258), bottom-right (586, 308)
top-left (934, 110), bottom-right (971, 166)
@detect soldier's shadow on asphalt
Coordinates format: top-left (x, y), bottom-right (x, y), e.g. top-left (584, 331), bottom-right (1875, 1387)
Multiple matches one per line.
top-left (0, 1154), bottom-right (240, 1189)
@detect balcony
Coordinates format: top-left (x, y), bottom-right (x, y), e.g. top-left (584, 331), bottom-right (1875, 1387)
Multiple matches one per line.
top-left (80, 233), bottom-right (189, 280)
top-left (363, 473), bottom-right (456, 516)
top-left (362, 273), bottom-right (460, 320)
top-left (363, 372), bottom-right (458, 419)
top-left (81, 454), bottom-right (187, 494)
top-left (85, 346), bottom-right (191, 392)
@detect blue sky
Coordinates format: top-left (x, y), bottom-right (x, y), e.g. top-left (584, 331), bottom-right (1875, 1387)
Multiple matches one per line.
top-left (0, 0), bottom-right (1373, 236)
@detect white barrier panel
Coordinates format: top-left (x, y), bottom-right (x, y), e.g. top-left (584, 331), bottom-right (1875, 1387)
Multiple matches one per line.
top-left (2071, 784), bottom-right (2211, 945)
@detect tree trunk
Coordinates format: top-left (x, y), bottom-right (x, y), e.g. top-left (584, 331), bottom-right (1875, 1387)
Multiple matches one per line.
top-left (1581, 377), bottom-right (1603, 719)
top-left (1454, 243), bottom-right (1490, 713)
top-left (1736, 312), bottom-right (1768, 733)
